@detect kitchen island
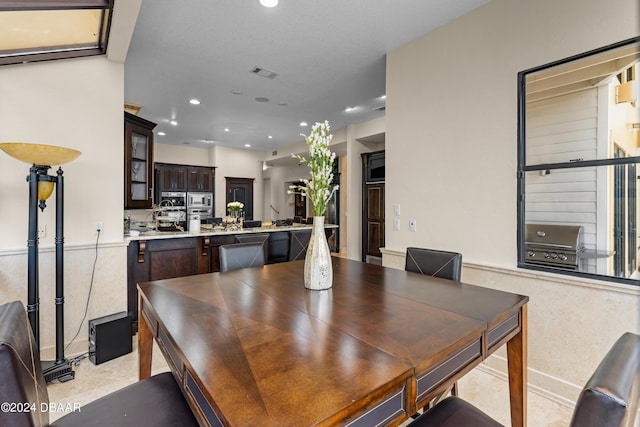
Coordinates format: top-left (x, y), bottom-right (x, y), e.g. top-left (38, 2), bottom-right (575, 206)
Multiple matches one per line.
top-left (126, 223), bottom-right (338, 331)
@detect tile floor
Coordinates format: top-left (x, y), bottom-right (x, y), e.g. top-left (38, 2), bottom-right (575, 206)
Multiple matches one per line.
top-left (48, 343), bottom-right (574, 426)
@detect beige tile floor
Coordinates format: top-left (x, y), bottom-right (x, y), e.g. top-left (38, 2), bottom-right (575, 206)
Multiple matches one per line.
top-left (48, 343), bottom-right (574, 426)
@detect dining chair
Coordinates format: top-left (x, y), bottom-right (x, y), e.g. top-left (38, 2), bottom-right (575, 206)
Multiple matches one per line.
top-left (219, 242), bottom-right (266, 272)
top-left (288, 229), bottom-right (312, 261)
top-left (405, 247), bottom-right (463, 281)
top-left (0, 300), bottom-right (199, 427)
top-left (405, 247), bottom-right (463, 401)
top-left (235, 233), bottom-right (269, 262)
top-left (409, 332), bottom-right (640, 427)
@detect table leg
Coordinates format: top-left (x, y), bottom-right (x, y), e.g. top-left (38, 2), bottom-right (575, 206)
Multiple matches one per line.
top-left (138, 301), bottom-right (153, 380)
top-left (507, 303), bottom-right (528, 427)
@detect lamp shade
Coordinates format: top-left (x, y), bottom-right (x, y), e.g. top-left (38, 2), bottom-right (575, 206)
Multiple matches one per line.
top-left (0, 142), bottom-right (81, 166)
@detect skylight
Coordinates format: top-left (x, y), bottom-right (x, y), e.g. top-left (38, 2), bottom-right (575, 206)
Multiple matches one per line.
top-left (0, 1), bottom-right (113, 66)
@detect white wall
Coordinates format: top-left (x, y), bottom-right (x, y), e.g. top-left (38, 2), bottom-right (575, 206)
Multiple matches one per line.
top-left (385, 0), bottom-right (639, 406)
top-left (212, 145), bottom-right (266, 218)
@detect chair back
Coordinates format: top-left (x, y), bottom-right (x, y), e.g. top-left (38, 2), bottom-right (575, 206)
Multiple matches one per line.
top-left (569, 332), bottom-right (640, 427)
top-left (219, 242), bottom-right (265, 272)
top-left (288, 229), bottom-right (311, 261)
top-left (235, 233), bottom-right (269, 262)
top-left (0, 301), bottom-right (50, 427)
top-left (405, 247), bottom-right (462, 281)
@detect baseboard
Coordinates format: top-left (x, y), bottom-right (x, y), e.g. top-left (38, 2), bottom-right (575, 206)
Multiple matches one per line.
top-left (480, 355), bottom-right (578, 410)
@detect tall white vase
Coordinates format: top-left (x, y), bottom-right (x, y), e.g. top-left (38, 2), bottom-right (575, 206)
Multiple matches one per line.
top-left (304, 216), bottom-right (333, 290)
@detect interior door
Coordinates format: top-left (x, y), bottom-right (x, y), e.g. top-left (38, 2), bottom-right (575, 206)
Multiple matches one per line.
top-left (364, 182), bottom-right (385, 259)
top-left (226, 177), bottom-right (254, 220)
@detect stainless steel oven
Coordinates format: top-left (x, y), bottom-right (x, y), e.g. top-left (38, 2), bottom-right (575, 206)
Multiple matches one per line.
top-left (187, 192), bottom-right (213, 209)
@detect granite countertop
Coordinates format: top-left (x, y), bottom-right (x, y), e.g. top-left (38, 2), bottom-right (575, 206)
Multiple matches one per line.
top-left (125, 223), bottom-right (338, 241)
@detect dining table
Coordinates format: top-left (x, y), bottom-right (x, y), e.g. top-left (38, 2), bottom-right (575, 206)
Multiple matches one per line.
top-left (138, 257), bottom-right (529, 427)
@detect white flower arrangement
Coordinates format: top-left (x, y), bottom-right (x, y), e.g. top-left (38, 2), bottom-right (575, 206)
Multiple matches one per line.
top-left (289, 121), bottom-right (339, 217)
top-left (227, 201), bottom-right (244, 214)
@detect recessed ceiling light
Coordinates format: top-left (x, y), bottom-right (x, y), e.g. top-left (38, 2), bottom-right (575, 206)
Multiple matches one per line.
top-left (300, 121), bottom-right (308, 127)
top-left (259, 0), bottom-right (278, 7)
top-left (170, 120), bottom-right (178, 126)
top-left (202, 139), bottom-right (214, 144)
top-left (244, 144), bottom-right (251, 148)
top-left (345, 106), bottom-right (354, 112)
top-left (255, 97), bottom-right (270, 103)
top-left (380, 94), bottom-right (386, 100)
top-left (189, 99), bottom-right (200, 105)
top-left (277, 102), bottom-right (288, 107)
top-left (157, 131), bottom-right (166, 136)
top-left (268, 135), bottom-right (273, 139)
top-left (224, 128), bottom-right (230, 132)
top-left (230, 90), bottom-right (242, 95)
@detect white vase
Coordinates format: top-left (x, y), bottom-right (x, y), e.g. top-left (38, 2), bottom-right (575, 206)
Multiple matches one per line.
top-left (304, 216), bottom-right (333, 290)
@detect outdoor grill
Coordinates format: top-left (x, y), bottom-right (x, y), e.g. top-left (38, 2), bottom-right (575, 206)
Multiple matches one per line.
top-left (524, 223), bottom-right (585, 270)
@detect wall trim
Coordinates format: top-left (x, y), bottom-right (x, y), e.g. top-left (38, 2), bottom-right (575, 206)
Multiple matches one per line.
top-left (0, 240), bottom-right (128, 257)
top-left (381, 247), bottom-right (640, 296)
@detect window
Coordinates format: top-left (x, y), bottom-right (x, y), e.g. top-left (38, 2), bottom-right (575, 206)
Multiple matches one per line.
top-left (0, 1), bottom-right (113, 66)
top-left (517, 37), bottom-right (640, 286)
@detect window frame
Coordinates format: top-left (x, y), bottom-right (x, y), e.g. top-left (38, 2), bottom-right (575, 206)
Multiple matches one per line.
top-left (516, 36), bottom-right (640, 286)
top-left (0, 0), bottom-right (113, 66)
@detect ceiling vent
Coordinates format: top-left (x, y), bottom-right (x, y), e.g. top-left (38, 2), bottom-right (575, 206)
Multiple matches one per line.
top-left (250, 66), bottom-right (279, 79)
top-left (272, 150), bottom-right (278, 156)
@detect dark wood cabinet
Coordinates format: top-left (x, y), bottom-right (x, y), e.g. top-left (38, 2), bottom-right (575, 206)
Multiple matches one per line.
top-left (188, 166), bottom-right (214, 192)
top-left (124, 112), bottom-right (156, 209)
top-left (156, 164), bottom-right (188, 193)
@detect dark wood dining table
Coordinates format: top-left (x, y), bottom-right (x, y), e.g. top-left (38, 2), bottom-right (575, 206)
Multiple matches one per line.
top-left (138, 257), bottom-right (529, 427)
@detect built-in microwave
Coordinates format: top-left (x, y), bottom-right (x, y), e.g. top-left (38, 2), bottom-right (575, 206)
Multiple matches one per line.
top-left (187, 192), bottom-right (213, 209)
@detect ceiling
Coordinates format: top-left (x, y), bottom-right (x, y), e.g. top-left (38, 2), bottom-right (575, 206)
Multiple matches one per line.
top-left (124, 0), bottom-right (489, 151)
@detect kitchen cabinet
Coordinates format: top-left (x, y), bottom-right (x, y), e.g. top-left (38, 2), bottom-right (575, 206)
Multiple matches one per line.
top-left (156, 163), bottom-right (188, 193)
top-left (188, 166), bottom-right (214, 192)
top-left (124, 112), bottom-right (156, 209)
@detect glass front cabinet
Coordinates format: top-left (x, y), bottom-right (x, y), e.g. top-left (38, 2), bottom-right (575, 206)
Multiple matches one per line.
top-left (124, 111), bottom-right (157, 209)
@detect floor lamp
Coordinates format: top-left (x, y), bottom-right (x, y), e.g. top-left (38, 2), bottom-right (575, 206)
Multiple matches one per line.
top-left (0, 142), bottom-right (81, 383)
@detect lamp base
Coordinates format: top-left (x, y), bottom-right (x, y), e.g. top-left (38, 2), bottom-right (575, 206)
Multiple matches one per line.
top-left (42, 359), bottom-right (75, 383)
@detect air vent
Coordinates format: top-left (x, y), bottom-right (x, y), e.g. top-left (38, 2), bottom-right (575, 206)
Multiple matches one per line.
top-left (250, 66), bottom-right (279, 79)
top-left (272, 150), bottom-right (278, 156)
top-left (375, 106), bottom-right (386, 111)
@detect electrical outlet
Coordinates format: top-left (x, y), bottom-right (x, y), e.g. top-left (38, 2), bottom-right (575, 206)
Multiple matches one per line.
top-left (95, 222), bottom-right (104, 233)
top-left (409, 219), bottom-right (417, 232)
top-left (38, 224), bottom-right (46, 238)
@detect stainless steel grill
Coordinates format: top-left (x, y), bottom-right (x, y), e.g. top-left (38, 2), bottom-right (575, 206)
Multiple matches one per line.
top-left (524, 223), bottom-right (584, 270)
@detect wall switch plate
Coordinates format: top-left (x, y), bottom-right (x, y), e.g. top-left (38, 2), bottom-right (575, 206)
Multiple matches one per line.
top-left (393, 219), bottom-right (400, 230)
top-left (38, 224), bottom-right (46, 238)
top-left (409, 219), bottom-right (417, 232)
top-left (393, 204), bottom-right (401, 216)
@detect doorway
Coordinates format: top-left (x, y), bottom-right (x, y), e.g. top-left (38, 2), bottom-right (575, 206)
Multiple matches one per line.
top-left (226, 177), bottom-right (254, 220)
top-left (362, 151), bottom-right (385, 263)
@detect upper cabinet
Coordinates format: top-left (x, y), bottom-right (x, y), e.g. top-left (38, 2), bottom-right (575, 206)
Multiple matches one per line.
top-left (157, 164), bottom-right (188, 193)
top-left (188, 166), bottom-right (214, 192)
top-left (155, 163), bottom-right (216, 195)
top-left (125, 112), bottom-right (156, 209)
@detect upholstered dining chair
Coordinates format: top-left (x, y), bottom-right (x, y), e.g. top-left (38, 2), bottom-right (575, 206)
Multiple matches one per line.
top-left (405, 247), bottom-right (463, 401)
top-left (235, 233), bottom-right (269, 263)
top-left (409, 332), bottom-right (640, 427)
top-left (288, 229), bottom-right (312, 261)
top-left (0, 300), bottom-right (199, 427)
top-left (405, 247), bottom-right (463, 281)
top-left (219, 242), bottom-right (266, 272)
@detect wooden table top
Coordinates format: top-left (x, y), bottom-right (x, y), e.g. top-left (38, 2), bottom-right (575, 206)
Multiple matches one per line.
top-left (138, 257), bottom-right (528, 426)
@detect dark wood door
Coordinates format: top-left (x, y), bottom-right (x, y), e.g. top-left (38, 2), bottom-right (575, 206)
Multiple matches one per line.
top-left (226, 177), bottom-right (254, 219)
top-left (364, 182), bottom-right (385, 258)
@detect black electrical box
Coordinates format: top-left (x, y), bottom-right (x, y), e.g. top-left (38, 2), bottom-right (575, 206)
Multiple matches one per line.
top-left (89, 312), bottom-right (132, 365)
